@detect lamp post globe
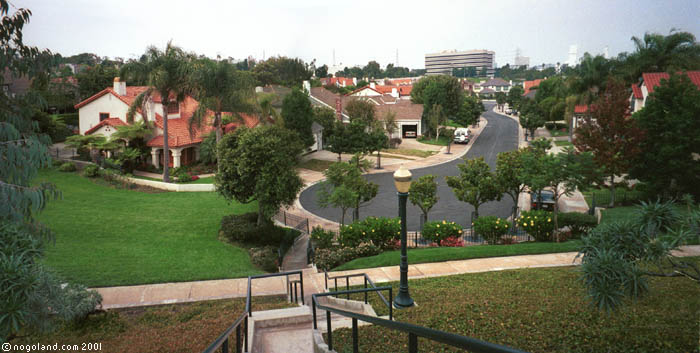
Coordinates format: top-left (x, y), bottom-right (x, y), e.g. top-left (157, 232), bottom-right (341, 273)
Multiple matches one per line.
top-left (393, 165), bottom-right (415, 308)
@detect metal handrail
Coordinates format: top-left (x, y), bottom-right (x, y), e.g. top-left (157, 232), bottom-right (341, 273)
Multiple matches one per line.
top-left (203, 270), bottom-right (304, 353)
top-left (324, 271), bottom-right (392, 312)
top-left (313, 291), bottom-right (528, 353)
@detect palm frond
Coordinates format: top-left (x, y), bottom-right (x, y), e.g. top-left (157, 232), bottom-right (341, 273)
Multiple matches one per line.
top-left (126, 87), bottom-right (154, 123)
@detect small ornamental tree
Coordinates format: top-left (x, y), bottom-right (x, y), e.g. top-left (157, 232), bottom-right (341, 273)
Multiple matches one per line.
top-left (519, 113), bottom-right (546, 140)
top-left (495, 92), bottom-right (506, 111)
top-left (496, 149), bottom-right (527, 223)
top-left (318, 155), bottom-right (378, 222)
top-left (573, 80), bottom-right (644, 207)
top-left (409, 174), bottom-right (439, 226)
top-left (215, 125), bottom-right (304, 226)
top-left (507, 85), bottom-right (524, 110)
top-left (445, 157), bottom-right (502, 220)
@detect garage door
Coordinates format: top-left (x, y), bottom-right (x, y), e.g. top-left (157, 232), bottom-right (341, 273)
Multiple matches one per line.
top-left (402, 124), bottom-right (417, 138)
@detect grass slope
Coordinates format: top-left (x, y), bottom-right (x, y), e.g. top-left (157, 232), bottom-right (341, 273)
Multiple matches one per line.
top-left (334, 240), bottom-right (582, 271)
top-left (36, 169), bottom-right (261, 287)
top-left (330, 258), bottom-right (700, 353)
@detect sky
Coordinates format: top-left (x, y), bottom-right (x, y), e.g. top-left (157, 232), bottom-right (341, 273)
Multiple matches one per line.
top-left (20, 0), bottom-right (700, 70)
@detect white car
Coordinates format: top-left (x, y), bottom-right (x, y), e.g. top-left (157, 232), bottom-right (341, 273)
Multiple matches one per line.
top-left (453, 128), bottom-right (470, 144)
top-left (505, 108), bottom-right (513, 114)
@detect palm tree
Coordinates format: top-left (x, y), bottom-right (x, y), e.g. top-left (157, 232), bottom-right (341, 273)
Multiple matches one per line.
top-left (255, 92), bottom-right (281, 126)
top-left (189, 58), bottom-right (256, 144)
top-left (626, 30), bottom-right (700, 80)
top-left (123, 42), bottom-right (193, 182)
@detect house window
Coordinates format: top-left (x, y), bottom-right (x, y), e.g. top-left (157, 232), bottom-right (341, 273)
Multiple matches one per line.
top-left (167, 102), bottom-right (179, 114)
top-left (99, 113), bottom-right (109, 121)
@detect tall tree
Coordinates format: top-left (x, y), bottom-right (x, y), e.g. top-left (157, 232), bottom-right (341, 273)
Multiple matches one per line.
top-left (625, 30), bottom-right (700, 81)
top-left (506, 85), bottom-right (524, 110)
top-left (315, 64), bottom-right (328, 78)
top-left (495, 92), bottom-right (506, 112)
top-left (318, 155), bottom-right (377, 222)
top-left (75, 63), bottom-right (119, 100)
top-left (629, 74), bottom-right (700, 198)
top-left (573, 80), bottom-right (644, 207)
top-left (426, 104), bottom-right (447, 140)
top-left (519, 112), bottom-right (546, 141)
top-left (362, 60), bottom-right (382, 79)
top-left (445, 157), bottom-right (502, 220)
top-left (409, 174), bottom-right (439, 227)
top-left (1, 1), bottom-right (100, 340)
top-left (345, 99), bottom-right (376, 126)
top-left (189, 58), bottom-right (256, 150)
top-left (281, 89), bottom-right (315, 148)
top-left (215, 125), bottom-right (304, 226)
top-left (123, 42), bottom-right (193, 182)
top-left (411, 75), bottom-right (463, 117)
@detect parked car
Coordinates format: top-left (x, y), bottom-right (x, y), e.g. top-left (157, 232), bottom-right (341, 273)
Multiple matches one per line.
top-left (453, 128), bottom-right (470, 144)
top-left (505, 108), bottom-right (513, 114)
top-left (530, 190), bottom-right (555, 211)
top-left (404, 131), bottom-right (417, 138)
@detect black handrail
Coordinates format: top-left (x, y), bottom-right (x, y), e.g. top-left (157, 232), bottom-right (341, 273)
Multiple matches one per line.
top-left (325, 271), bottom-right (392, 312)
top-left (313, 291), bottom-right (529, 353)
top-left (202, 270), bottom-right (304, 353)
top-left (312, 286), bottom-right (393, 331)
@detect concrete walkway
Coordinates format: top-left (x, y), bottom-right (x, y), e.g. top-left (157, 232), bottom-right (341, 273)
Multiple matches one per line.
top-left (94, 245), bottom-right (700, 309)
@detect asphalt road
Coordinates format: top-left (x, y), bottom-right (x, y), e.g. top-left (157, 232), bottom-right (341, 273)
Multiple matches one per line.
top-left (299, 103), bottom-right (519, 231)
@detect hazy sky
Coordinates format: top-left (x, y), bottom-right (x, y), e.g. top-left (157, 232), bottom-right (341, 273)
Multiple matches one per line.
top-left (21, 0), bottom-right (700, 70)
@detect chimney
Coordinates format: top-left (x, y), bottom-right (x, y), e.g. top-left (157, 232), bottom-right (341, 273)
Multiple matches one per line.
top-left (302, 80), bottom-right (311, 93)
top-left (391, 87), bottom-right (398, 98)
top-left (352, 78), bottom-right (357, 86)
top-left (370, 82), bottom-right (376, 89)
top-left (509, 80), bottom-right (513, 86)
top-left (113, 77), bottom-right (126, 96)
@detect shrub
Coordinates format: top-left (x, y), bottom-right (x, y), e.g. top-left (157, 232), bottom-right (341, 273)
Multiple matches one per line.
top-left (51, 159), bottom-right (64, 167)
top-left (172, 167), bottom-right (192, 183)
top-left (439, 236), bottom-right (464, 247)
top-left (359, 217), bottom-right (400, 250)
top-left (58, 162), bottom-right (76, 172)
top-left (99, 168), bottom-right (121, 183)
top-left (473, 216), bottom-right (511, 244)
top-left (557, 212), bottom-right (598, 238)
top-left (82, 164), bottom-right (100, 178)
top-left (310, 226), bottom-right (336, 249)
top-left (338, 223), bottom-right (366, 248)
top-left (422, 220), bottom-right (462, 244)
top-left (249, 246), bottom-right (279, 272)
top-left (219, 213), bottom-right (294, 247)
top-left (517, 210), bottom-right (555, 241)
top-left (314, 242), bottom-right (381, 271)
top-left (389, 137), bottom-right (402, 148)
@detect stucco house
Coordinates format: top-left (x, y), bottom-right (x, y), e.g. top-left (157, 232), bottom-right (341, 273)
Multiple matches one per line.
top-left (74, 77), bottom-right (259, 168)
top-left (629, 71), bottom-right (700, 112)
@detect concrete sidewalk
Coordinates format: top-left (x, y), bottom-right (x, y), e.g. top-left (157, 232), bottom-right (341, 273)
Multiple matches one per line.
top-left (94, 245), bottom-right (700, 309)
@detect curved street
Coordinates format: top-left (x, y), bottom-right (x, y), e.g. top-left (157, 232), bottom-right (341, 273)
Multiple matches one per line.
top-left (299, 103), bottom-right (519, 231)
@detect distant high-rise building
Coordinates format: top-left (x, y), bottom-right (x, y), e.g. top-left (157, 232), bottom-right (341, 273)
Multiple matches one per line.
top-left (514, 56), bottom-right (530, 68)
top-left (425, 49), bottom-right (495, 76)
top-left (603, 46), bottom-right (609, 59)
top-left (567, 45), bottom-right (578, 67)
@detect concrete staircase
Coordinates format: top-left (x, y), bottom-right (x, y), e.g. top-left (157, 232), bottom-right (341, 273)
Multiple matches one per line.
top-left (247, 296), bottom-right (383, 353)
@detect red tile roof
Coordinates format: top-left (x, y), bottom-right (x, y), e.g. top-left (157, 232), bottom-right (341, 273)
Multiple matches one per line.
top-left (385, 78), bottom-right (413, 86)
top-left (642, 71), bottom-right (700, 94)
top-left (574, 105), bottom-right (589, 114)
top-left (84, 118), bottom-right (127, 135)
top-left (372, 85), bottom-right (412, 96)
top-left (310, 87), bottom-right (422, 122)
top-left (74, 86), bottom-right (162, 110)
top-left (523, 79), bottom-right (544, 95)
top-left (631, 84), bottom-right (643, 99)
top-left (147, 96), bottom-right (214, 148)
top-left (224, 113), bottom-right (262, 133)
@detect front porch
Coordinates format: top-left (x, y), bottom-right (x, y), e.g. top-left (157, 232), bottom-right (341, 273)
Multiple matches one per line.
top-left (150, 145), bottom-right (200, 168)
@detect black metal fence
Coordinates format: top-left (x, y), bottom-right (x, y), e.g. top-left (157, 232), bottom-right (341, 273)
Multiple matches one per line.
top-left (407, 226), bottom-right (532, 248)
top-left (274, 210), bottom-right (310, 234)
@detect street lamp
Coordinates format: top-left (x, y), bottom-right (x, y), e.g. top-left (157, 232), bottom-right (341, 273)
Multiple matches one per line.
top-left (393, 165), bottom-right (415, 308)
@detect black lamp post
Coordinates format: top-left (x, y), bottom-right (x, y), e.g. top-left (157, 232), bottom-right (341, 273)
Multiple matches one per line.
top-left (393, 165), bottom-right (415, 309)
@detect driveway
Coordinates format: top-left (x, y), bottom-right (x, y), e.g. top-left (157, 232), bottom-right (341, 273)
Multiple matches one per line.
top-left (298, 103), bottom-right (519, 231)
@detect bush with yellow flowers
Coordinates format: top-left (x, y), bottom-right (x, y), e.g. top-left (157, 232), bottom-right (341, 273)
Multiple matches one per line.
top-left (517, 210), bottom-right (555, 241)
top-left (473, 216), bottom-right (511, 244)
top-left (422, 220), bottom-right (463, 244)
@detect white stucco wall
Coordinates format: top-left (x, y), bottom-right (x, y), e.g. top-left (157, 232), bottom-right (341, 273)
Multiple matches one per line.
top-left (351, 88), bottom-right (381, 97)
top-left (79, 93), bottom-right (143, 134)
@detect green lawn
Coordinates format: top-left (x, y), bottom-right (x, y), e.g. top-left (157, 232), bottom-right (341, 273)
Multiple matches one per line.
top-left (132, 174), bottom-right (214, 184)
top-left (329, 258), bottom-right (700, 352)
top-left (35, 169), bottom-right (262, 287)
top-left (334, 240), bottom-right (582, 271)
top-left (15, 295), bottom-right (292, 353)
top-left (417, 135), bottom-right (451, 146)
top-left (582, 187), bottom-right (645, 208)
top-left (298, 158), bottom-right (336, 172)
top-left (446, 119), bottom-right (465, 128)
top-left (553, 139), bottom-right (573, 147)
top-left (382, 148), bottom-right (436, 158)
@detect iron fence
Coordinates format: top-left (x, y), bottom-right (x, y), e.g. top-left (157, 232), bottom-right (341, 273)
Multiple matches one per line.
top-left (274, 210), bottom-right (310, 234)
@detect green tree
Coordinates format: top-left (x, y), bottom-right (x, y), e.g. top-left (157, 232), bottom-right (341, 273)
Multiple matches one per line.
top-left (519, 112), bottom-right (546, 140)
top-left (215, 125), bottom-right (304, 226)
top-left (345, 99), bottom-right (376, 126)
top-left (445, 157), bottom-right (502, 220)
top-left (281, 89), bottom-right (315, 148)
top-left (362, 60), bottom-right (382, 79)
top-left (318, 184), bottom-right (356, 226)
top-left (1, 1), bottom-right (100, 341)
top-left (495, 92), bottom-right (506, 112)
top-left (629, 74), bottom-right (700, 198)
top-left (573, 53), bottom-right (612, 100)
top-left (426, 104), bottom-right (447, 140)
top-left (577, 199), bottom-right (699, 312)
top-left (315, 64), bottom-right (328, 78)
top-left (189, 58), bottom-right (256, 150)
top-left (409, 175), bottom-right (439, 226)
top-left (496, 149), bottom-right (527, 223)
top-left (411, 75), bottom-right (463, 117)
top-left (573, 80), bottom-right (644, 207)
top-left (75, 63), bottom-right (119, 100)
top-left (366, 122), bottom-right (388, 169)
top-left (122, 42), bottom-right (193, 182)
top-left (454, 95), bottom-right (483, 127)
top-left (506, 85), bottom-right (524, 110)
top-left (623, 30), bottom-right (700, 82)
top-left (318, 156), bottom-right (378, 222)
